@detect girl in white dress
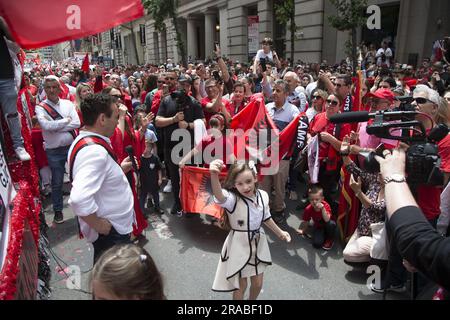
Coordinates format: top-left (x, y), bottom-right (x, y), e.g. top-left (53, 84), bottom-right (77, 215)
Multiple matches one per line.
top-left (210, 159), bottom-right (291, 300)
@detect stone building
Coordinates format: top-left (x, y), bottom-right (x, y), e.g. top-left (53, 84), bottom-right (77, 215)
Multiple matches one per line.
top-left (94, 0), bottom-right (449, 67)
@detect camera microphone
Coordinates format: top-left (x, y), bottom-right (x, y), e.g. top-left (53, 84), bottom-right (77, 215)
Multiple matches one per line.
top-left (125, 145), bottom-right (139, 172)
top-left (329, 111), bottom-right (370, 124)
top-left (329, 110), bottom-right (419, 124)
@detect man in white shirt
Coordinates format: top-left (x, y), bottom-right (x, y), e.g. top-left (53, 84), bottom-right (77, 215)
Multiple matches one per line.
top-left (262, 80), bottom-right (300, 224)
top-left (68, 93), bottom-right (134, 262)
top-left (35, 76), bottom-right (80, 224)
top-left (376, 41), bottom-right (393, 68)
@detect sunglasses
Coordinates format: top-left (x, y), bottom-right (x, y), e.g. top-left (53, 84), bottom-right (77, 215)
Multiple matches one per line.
top-left (414, 97), bottom-right (434, 105)
top-left (326, 99), bottom-right (339, 106)
top-left (313, 96), bottom-right (322, 100)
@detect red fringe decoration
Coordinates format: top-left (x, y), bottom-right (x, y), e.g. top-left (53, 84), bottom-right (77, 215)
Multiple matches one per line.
top-left (0, 89), bottom-right (41, 299)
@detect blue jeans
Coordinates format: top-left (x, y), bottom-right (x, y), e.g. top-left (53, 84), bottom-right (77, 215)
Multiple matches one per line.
top-left (0, 78), bottom-right (24, 149)
top-left (46, 145), bottom-right (70, 212)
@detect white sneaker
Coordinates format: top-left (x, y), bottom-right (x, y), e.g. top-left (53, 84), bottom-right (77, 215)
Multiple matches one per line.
top-left (15, 147), bottom-right (31, 161)
top-left (163, 180), bottom-right (172, 193)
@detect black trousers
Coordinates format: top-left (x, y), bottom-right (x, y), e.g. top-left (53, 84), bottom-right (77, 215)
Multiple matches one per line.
top-left (165, 153), bottom-right (181, 211)
top-left (92, 227), bottom-right (131, 263)
top-left (312, 220), bottom-right (337, 248)
top-left (318, 165), bottom-right (340, 214)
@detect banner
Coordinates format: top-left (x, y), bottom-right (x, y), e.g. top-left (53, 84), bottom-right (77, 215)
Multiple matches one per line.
top-left (248, 16), bottom-right (259, 57)
top-left (0, 0), bottom-right (144, 49)
top-left (180, 166), bottom-right (227, 218)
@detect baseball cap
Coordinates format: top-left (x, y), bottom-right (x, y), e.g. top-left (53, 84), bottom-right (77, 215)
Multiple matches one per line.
top-left (367, 88), bottom-right (395, 102)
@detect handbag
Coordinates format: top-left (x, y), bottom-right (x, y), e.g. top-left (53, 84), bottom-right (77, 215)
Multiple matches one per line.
top-left (370, 221), bottom-right (389, 260)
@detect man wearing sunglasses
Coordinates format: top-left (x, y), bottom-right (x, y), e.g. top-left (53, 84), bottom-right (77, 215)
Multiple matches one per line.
top-left (150, 70), bottom-right (178, 116)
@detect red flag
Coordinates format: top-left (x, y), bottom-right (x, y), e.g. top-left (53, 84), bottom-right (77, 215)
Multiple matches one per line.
top-left (0, 0), bottom-right (144, 49)
top-left (81, 53), bottom-right (89, 73)
top-left (259, 113), bottom-right (301, 176)
top-left (180, 166), bottom-right (227, 218)
top-left (230, 99), bottom-right (277, 162)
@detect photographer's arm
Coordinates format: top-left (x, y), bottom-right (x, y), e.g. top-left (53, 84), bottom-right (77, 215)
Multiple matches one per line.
top-left (376, 148), bottom-right (450, 289)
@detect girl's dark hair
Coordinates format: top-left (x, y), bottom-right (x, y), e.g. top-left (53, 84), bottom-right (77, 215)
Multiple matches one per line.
top-left (91, 244), bottom-right (165, 300)
top-left (130, 83), bottom-right (141, 99)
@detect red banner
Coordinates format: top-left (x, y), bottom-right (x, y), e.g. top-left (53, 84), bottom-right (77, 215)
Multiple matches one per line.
top-left (0, 0), bottom-right (144, 49)
top-left (336, 163), bottom-right (360, 243)
top-left (180, 166), bottom-right (227, 218)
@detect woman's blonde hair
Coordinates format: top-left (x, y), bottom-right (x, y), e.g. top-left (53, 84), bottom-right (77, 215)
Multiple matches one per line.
top-left (75, 83), bottom-right (92, 109)
top-left (91, 244), bottom-right (165, 300)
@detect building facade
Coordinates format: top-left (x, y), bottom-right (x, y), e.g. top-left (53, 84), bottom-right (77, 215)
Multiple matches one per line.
top-left (93, 0), bottom-right (449, 67)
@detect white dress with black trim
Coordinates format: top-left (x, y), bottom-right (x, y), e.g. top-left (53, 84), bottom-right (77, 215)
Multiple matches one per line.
top-left (212, 189), bottom-right (272, 292)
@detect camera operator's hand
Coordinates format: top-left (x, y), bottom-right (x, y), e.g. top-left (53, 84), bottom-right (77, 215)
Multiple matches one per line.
top-left (173, 111), bottom-right (184, 123)
top-left (374, 146), bottom-right (407, 180)
top-left (178, 120), bottom-right (189, 129)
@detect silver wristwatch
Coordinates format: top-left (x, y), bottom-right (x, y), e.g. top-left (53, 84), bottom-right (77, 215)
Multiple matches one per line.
top-left (383, 174), bottom-right (406, 185)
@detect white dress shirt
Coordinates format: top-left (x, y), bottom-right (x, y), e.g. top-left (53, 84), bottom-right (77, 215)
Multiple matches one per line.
top-left (68, 131), bottom-right (134, 243)
top-left (35, 98), bottom-right (80, 149)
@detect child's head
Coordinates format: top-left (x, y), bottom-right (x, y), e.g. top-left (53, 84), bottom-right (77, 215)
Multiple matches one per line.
top-left (308, 185), bottom-right (324, 207)
top-left (209, 113), bottom-right (227, 133)
top-left (91, 244), bottom-right (165, 300)
top-left (224, 161), bottom-right (258, 198)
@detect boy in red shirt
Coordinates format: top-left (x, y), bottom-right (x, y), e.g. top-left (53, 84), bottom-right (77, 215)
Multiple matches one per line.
top-left (296, 185), bottom-right (336, 250)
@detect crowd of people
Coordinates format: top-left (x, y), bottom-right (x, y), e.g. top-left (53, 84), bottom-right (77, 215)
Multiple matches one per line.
top-left (2, 26), bottom-right (450, 300)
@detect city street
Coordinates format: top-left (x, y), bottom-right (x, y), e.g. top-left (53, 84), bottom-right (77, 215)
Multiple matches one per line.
top-left (45, 181), bottom-right (413, 300)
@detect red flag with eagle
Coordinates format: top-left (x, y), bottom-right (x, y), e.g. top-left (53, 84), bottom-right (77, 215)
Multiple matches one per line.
top-left (336, 70), bottom-right (363, 242)
top-left (180, 166), bottom-right (227, 218)
top-left (0, 0), bottom-right (144, 49)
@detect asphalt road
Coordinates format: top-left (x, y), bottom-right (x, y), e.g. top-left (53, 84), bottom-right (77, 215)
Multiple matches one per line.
top-left (44, 181), bottom-right (416, 300)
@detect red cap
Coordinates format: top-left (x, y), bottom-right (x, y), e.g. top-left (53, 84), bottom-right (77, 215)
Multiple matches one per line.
top-left (367, 88), bottom-right (395, 102)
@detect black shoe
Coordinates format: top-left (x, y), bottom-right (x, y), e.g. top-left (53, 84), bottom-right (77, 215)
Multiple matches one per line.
top-left (53, 211), bottom-right (64, 224)
top-left (170, 207), bottom-right (183, 217)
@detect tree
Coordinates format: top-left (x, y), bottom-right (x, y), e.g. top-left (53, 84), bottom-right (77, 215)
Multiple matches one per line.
top-left (328, 0), bottom-right (368, 75)
top-left (274, 0), bottom-right (298, 64)
top-left (142, 0), bottom-right (186, 67)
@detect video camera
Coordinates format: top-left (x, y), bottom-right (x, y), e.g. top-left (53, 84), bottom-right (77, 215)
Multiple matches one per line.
top-left (330, 110), bottom-right (449, 185)
top-left (170, 89), bottom-right (190, 111)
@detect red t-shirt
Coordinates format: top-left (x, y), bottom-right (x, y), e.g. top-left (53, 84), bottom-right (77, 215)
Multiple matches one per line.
top-left (200, 97), bottom-right (231, 125)
top-left (302, 201), bottom-right (332, 229)
top-left (309, 112), bottom-right (352, 160)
